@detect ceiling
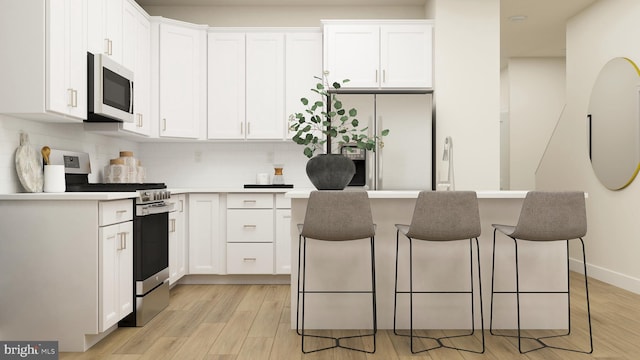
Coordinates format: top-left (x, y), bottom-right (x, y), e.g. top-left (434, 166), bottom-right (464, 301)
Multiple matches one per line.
top-left (136, 0), bottom-right (597, 66)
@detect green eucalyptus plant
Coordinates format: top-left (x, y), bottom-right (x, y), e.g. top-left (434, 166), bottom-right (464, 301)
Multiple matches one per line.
top-left (288, 72), bottom-right (389, 158)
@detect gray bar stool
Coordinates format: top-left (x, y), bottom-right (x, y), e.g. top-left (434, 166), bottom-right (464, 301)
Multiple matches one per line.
top-left (296, 190), bottom-right (377, 354)
top-left (393, 191), bottom-right (484, 354)
top-left (490, 191), bottom-right (593, 354)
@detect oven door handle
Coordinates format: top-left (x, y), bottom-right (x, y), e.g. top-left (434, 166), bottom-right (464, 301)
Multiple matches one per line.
top-left (137, 202), bottom-right (175, 216)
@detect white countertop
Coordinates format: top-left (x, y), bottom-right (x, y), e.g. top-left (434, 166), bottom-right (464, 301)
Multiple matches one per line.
top-left (285, 189), bottom-right (529, 199)
top-left (0, 192), bottom-right (138, 201)
top-left (169, 187), bottom-right (293, 194)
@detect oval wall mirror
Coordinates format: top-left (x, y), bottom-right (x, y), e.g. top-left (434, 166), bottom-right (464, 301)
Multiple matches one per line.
top-left (588, 57), bottom-right (640, 190)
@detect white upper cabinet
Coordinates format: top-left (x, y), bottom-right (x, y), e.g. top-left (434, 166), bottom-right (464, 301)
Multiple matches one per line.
top-left (88, 0), bottom-right (124, 63)
top-left (245, 33), bottom-right (285, 139)
top-left (155, 19), bottom-right (207, 139)
top-left (323, 24), bottom-right (380, 88)
top-left (323, 20), bottom-right (434, 89)
top-left (207, 32), bottom-right (246, 140)
top-left (208, 29), bottom-right (320, 141)
top-left (285, 31), bottom-right (322, 139)
top-left (122, 1), bottom-right (151, 136)
top-left (0, 0), bottom-right (87, 122)
top-left (207, 31), bottom-right (286, 140)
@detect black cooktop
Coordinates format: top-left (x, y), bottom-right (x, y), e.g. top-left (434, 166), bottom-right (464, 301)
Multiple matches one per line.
top-left (63, 173), bottom-right (166, 192)
top-left (65, 182), bottom-right (167, 192)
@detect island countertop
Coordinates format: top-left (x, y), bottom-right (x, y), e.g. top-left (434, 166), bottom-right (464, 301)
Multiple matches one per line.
top-left (285, 189), bottom-right (529, 199)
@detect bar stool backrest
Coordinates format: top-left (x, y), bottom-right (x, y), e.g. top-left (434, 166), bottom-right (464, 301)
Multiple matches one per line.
top-left (510, 191), bottom-right (587, 241)
top-left (301, 190), bottom-right (375, 241)
top-left (406, 191), bottom-right (481, 241)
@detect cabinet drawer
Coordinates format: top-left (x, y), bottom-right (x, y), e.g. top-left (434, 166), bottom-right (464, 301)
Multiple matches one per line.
top-left (99, 199), bottom-right (133, 226)
top-left (227, 243), bottom-right (273, 274)
top-left (227, 193), bottom-right (273, 208)
top-left (227, 209), bottom-right (274, 242)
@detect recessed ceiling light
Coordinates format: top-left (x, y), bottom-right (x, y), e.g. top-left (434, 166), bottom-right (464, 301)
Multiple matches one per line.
top-left (509, 15), bottom-right (528, 22)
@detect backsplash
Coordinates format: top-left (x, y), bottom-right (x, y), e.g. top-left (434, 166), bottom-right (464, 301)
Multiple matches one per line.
top-left (0, 115), bottom-right (139, 193)
top-left (0, 114), bottom-right (314, 192)
top-left (137, 141), bottom-right (313, 189)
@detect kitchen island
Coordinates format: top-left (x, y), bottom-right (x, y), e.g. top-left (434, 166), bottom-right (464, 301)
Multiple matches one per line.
top-left (286, 190), bottom-right (570, 330)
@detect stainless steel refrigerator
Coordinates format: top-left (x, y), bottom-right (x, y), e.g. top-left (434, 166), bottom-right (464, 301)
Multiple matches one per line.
top-left (335, 93), bottom-right (433, 190)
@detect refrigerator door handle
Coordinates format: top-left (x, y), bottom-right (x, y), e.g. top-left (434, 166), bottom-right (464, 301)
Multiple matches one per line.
top-left (376, 115), bottom-right (383, 189)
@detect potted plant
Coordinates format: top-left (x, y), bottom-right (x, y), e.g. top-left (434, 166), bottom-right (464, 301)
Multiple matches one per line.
top-left (288, 72), bottom-right (389, 189)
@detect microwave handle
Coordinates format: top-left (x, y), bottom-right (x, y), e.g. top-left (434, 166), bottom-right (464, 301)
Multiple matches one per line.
top-left (129, 81), bottom-right (134, 114)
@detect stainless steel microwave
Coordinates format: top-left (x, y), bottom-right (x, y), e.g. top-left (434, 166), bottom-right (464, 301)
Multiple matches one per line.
top-left (87, 52), bottom-right (134, 123)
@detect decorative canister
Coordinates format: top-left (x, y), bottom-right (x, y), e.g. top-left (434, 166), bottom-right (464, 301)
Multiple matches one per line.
top-left (136, 159), bottom-right (146, 183)
top-left (105, 158), bottom-right (128, 183)
top-left (119, 151), bottom-right (137, 183)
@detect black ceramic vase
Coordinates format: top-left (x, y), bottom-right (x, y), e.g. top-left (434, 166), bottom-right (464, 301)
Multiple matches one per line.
top-left (305, 154), bottom-right (356, 190)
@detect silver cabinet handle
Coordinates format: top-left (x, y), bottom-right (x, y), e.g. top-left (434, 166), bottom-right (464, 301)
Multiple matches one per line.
top-left (243, 224), bottom-right (257, 229)
top-left (67, 89), bottom-right (74, 107)
top-left (243, 258), bottom-right (257, 262)
top-left (108, 39), bottom-right (113, 56)
top-left (247, 122), bottom-right (251, 135)
top-left (240, 122), bottom-right (244, 135)
top-left (118, 232), bottom-right (128, 250)
top-left (243, 200), bottom-right (257, 203)
top-left (72, 90), bottom-right (78, 108)
top-left (116, 209), bottom-right (128, 214)
top-left (375, 69), bottom-right (378, 83)
top-left (162, 119), bottom-right (167, 131)
top-left (104, 38), bottom-right (110, 54)
top-left (383, 69), bottom-right (386, 83)
top-left (170, 219), bottom-right (176, 233)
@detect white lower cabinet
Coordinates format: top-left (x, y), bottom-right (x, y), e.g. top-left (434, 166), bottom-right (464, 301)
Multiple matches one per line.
top-left (169, 194), bottom-right (187, 284)
top-left (226, 193), bottom-right (274, 274)
top-left (98, 200), bottom-right (133, 332)
top-left (185, 192), bottom-right (292, 276)
top-left (275, 209), bottom-right (292, 274)
top-left (188, 194), bottom-right (222, 274)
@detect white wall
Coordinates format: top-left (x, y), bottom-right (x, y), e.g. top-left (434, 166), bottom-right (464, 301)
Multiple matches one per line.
top-left (0, 115), bottom-right (138, 193)
top-left (434, 0), bottom-right (500, 190)
top-left (536, 0), bottom-right (640, 293)
top-left (508, 57), bottom-right (566, 190)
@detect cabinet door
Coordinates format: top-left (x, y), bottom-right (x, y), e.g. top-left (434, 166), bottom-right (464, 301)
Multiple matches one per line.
top-left (168, 210), bottom-right (179, 284)
top-left (207, 32), bottom-right (246, 139)
top-left (47, 0), bottom-right (87, 120)
top-left (159, 23), bottom-right (205, 139)
top-left (188, 194), bottom-right (222, 274)
top-left (275, 209), bottom-right (292, 274)
top-left (99, 221), bottom-right (132, 332)
top-left (380, 24), bottom-right (433, 88)
top-left (122, 2), bottom-right (151, 136)
top-left (87, 0), bottom-right (123, 62)
top-left (323, 25), bottom-right (379, 88)
top-left (285, 32), bottom-right (322, 139)
top-left (246, 33), bottom-right (285, 139)
top-left (118, 221), bottom-right (133, 320)
top-left (169, 194), bottom-right (187, 285)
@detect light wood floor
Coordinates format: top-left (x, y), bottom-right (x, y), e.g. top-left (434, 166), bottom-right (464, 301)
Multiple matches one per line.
top-left (61, 273), bottom-right (640, 359)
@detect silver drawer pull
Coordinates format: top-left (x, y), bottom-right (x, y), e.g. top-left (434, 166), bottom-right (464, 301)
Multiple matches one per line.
top-left (243, 200), bottom-right (257, 204)
top-left (243, 258), bottom-right (257, 262)
top-left (116, 210), bottom-right (128, 214)
top-left (243, 224), bottom-right (257, 229)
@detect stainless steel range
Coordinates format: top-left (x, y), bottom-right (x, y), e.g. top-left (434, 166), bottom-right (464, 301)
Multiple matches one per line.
top-left (53, 149), bottom-right (173, 327)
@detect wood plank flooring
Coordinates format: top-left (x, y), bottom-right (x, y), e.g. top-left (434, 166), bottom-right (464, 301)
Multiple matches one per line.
top-left (61, 273), bottom-right (640, 359)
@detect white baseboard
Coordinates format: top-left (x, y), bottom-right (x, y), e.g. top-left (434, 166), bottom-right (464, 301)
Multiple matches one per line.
top-left (177, 274), bottom-right (291, 285)
top-left (570, 258), bottom-right (640, 295)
